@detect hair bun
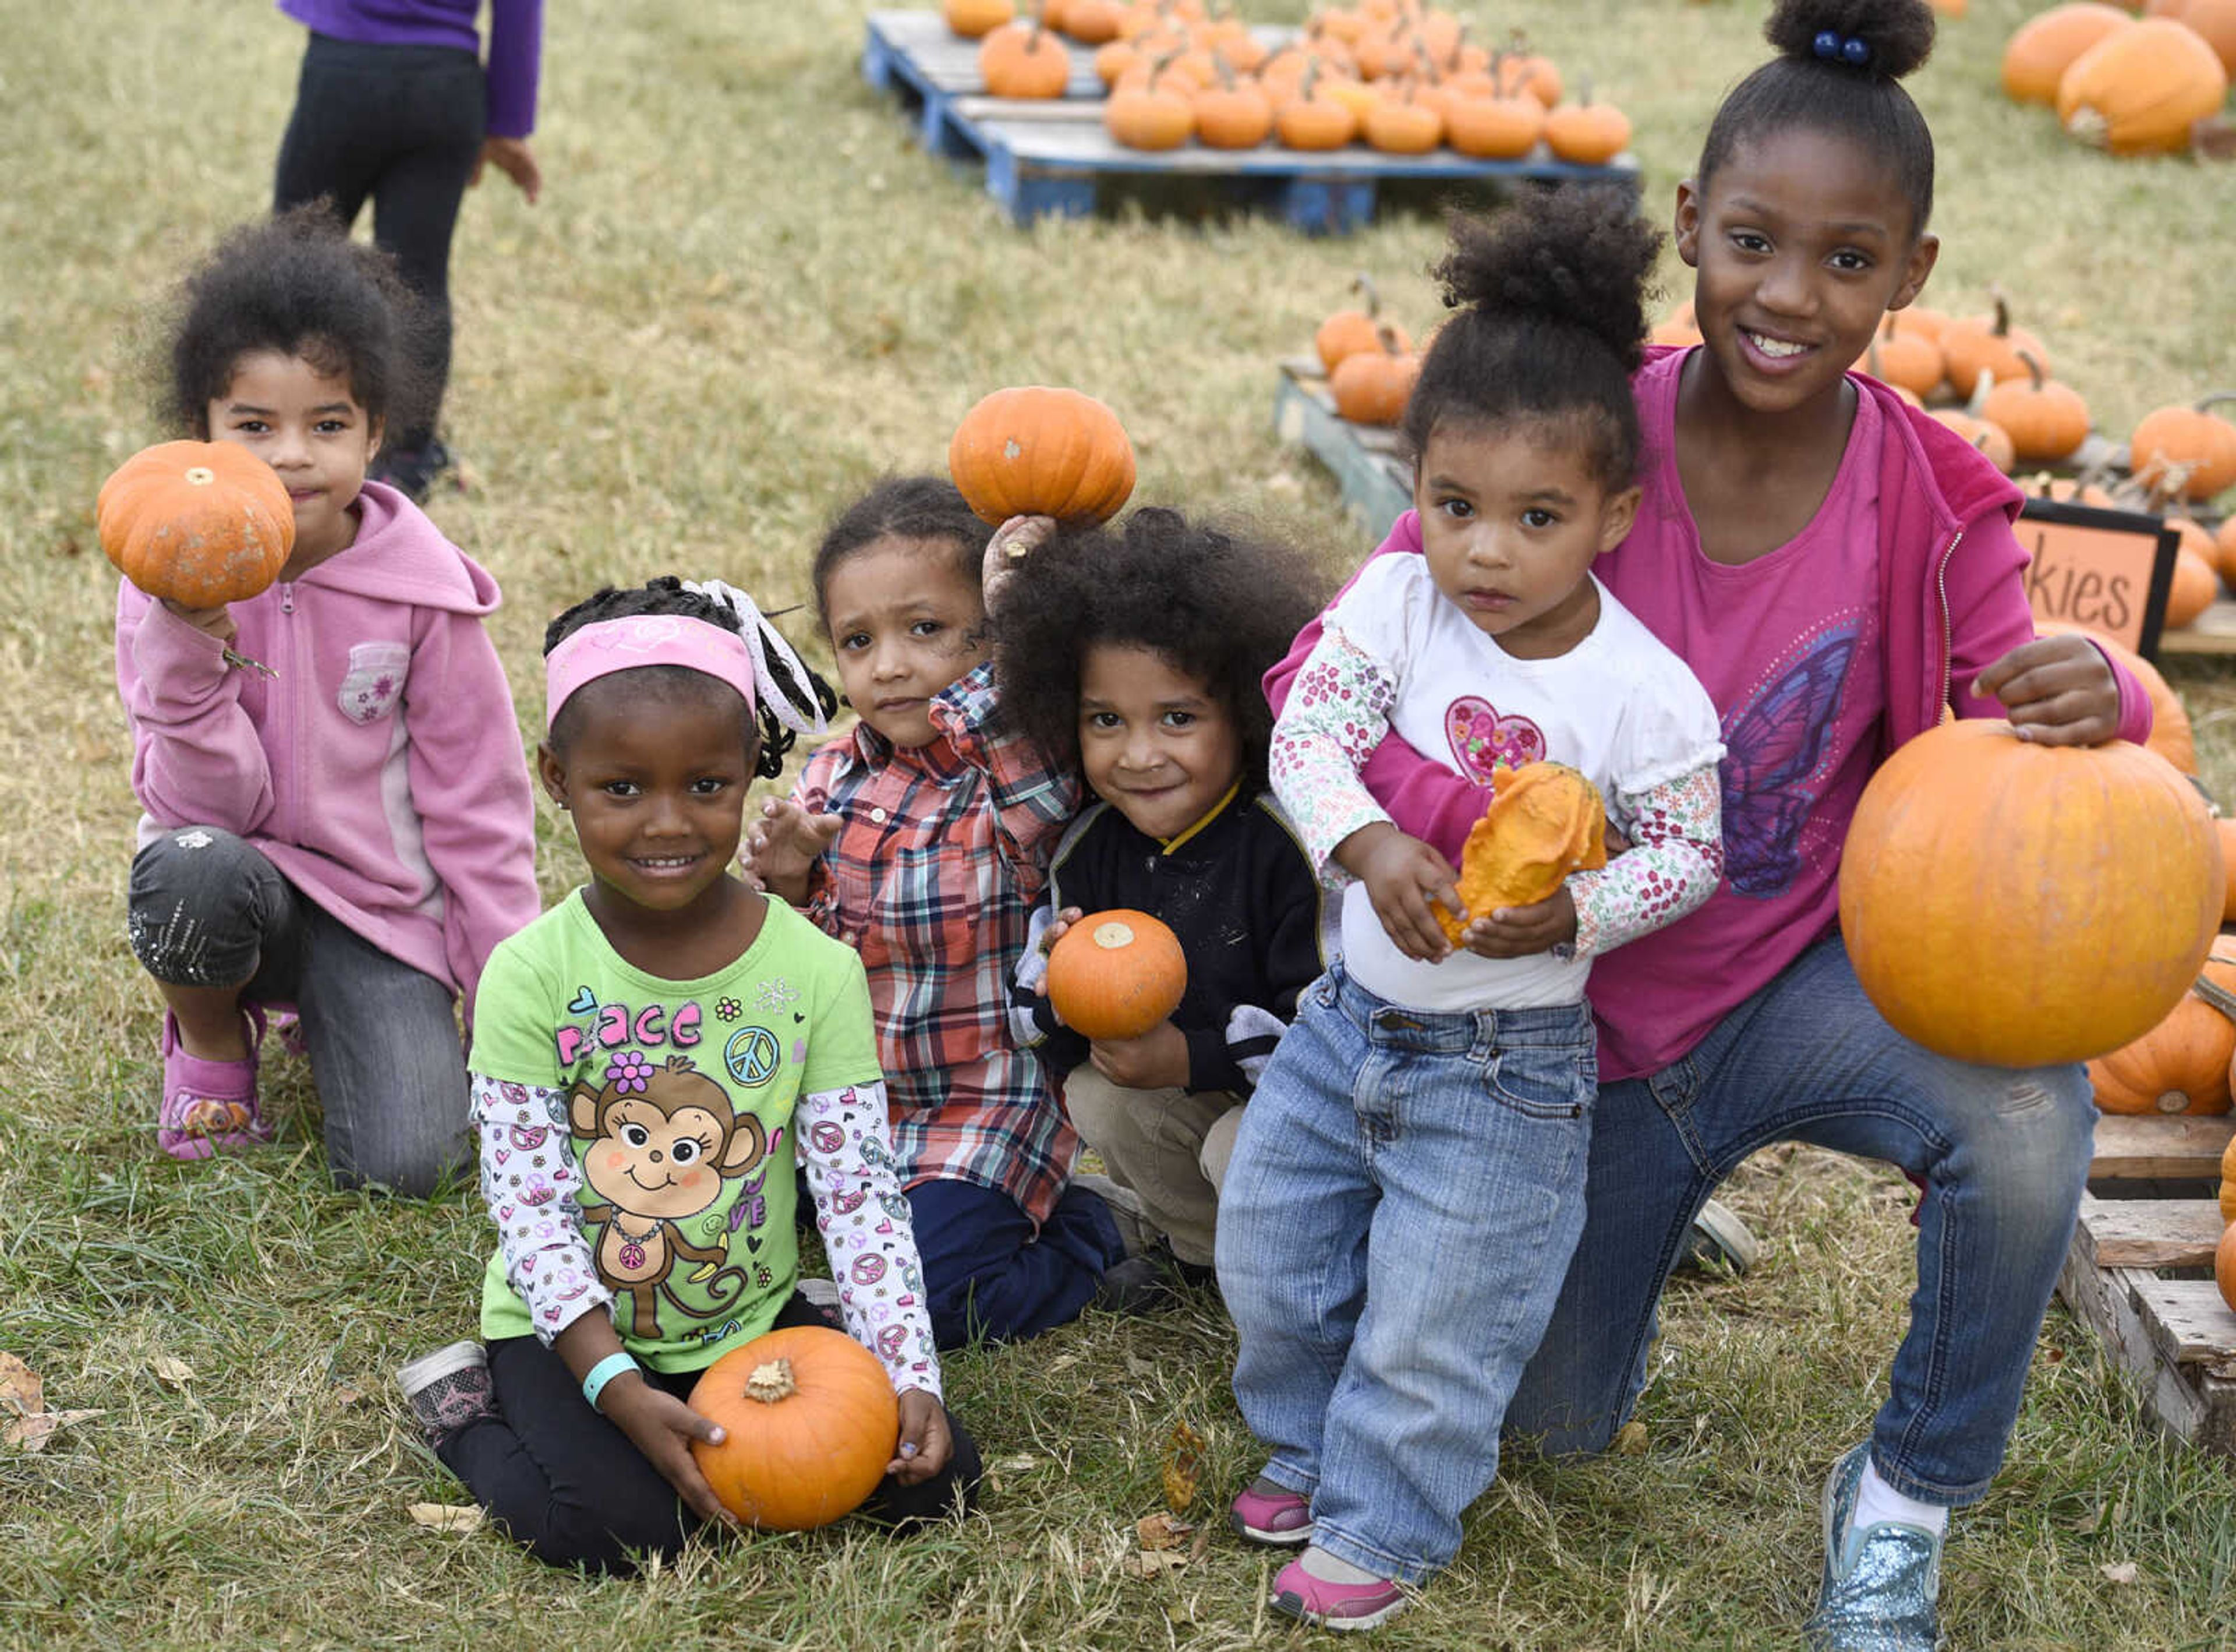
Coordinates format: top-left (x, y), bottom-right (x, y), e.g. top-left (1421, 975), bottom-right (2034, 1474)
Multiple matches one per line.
top-left (1434, 188), bottom-right (1663, 374)
top-left (1764, 0), bottom-right (1934, 80)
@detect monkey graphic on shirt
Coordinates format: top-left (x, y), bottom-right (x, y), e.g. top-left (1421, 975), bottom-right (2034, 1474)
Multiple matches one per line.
top-left (569, 1053), bottom-right (769, 1340)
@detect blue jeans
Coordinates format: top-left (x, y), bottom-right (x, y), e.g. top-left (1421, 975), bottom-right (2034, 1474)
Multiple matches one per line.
top-left (1506, 933), bottom-right (2096, 1505)
top-left (905, 1176), bottom-right (1125, 1349)
top-left (1217, 964), bottom-right (1595, 1582)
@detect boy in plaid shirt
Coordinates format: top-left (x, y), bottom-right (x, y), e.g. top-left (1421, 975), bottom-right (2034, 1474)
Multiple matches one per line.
top-left (747, 478), bottom-right (1126, 1346)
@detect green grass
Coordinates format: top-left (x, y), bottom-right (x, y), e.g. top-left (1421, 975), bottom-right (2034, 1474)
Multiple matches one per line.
top-left (5, 1), bottom-right (2236, 1647)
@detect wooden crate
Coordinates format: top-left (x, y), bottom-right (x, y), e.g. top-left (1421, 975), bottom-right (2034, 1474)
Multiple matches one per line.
top-left (2055, 1113), bottom-right (2236, 1457)
top-left (1272, 357), bottom-right (1411, 532)
top-left (861, 10), bottom-right (1641, 232)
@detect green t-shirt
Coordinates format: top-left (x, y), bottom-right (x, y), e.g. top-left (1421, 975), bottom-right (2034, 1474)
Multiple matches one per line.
top-left (474, 892), bottom-right (882, 1372)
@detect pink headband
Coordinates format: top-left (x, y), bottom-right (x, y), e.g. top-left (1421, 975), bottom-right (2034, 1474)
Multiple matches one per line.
top-left (544, 614), bottom-right (757, 731)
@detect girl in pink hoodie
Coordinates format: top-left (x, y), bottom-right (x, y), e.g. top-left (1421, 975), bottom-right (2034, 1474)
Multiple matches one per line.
top-left (115, 208), bottom-right (539, 1193)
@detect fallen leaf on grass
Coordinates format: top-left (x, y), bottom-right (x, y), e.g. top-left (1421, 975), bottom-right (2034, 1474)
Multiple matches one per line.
top-left (5, 1410), bottom-right (103, 1452)
top-left (0, 1353), bottom-right (44, 1415)
top-left (1614, 1420), bottom-right (1649, 1456)
top-left (2100, 1561), bottom-right (2139, 1586)
top-left (408, 1503), bottom-right (485, 1534)
top-left (1137, 1511), bottom-right (1194, 1551)
top-left (1, 1353), bottom-right (101, 1452)
top-left (990, 1453), bottom-right (1038, 1475)
top-left (150, 1354), bottom-right (195, 1389)
top-left (333, 1386), bottom-right (365, 1408)
top-left (1162, 1421), bottom-right (1206, 1513)
top-left (1130, 1549), bottom-right (1190, 1578)
top-left (2067, 1504), bottom-right (2105, 1536)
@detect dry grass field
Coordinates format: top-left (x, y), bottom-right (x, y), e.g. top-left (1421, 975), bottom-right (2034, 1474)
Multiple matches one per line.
top-left (4, 1), bottom-right (2236, 1647)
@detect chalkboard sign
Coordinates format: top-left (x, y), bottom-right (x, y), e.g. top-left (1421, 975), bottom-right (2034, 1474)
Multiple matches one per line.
top-left (2016, 498), bottom-right (2180, 660)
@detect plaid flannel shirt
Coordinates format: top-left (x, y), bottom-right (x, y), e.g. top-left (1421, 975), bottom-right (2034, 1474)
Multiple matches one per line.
top-left (792, 662), bottom-right (1082, 1225)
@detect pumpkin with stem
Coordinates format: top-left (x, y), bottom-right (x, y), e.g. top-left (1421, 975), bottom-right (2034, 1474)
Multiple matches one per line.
top-left (1047, 909), bottom-right (1188, 1040)
top-left (687, 1326), bottom-right (899, 1530)
top-left (1865, 313), bottom-right (1945, 399)
top-left (1436, 762), bottom-right (1608, 945)
top-left (1106, 74), bottom-right (1195, 147)
top-left (1980, 351), bottom-right (2090, 464)
top-left (1275, 65), bottom-right (1359, 148)
top-left (2000, 2), bottom-right (2135, 103)
top-left (1837, 718), bottom-right (2221, 1067)
top-left (2165, 546), bottom-right (2220, 629)
top-left (1329, 324), bottom-right (1419, 425)
top-left (1315, 274), bottom-right (1407, 374)
top-left (1362, 83), bottom-right (1442, 151)
top-left (1940, 295), bottom-right (2050, 400)
top-left (1194, 56), bottom-right (1274, 148)
top-left (1931, 409), bottom-right (2016, 475)
top-left (2088, 942), bottom-right (2236, 1115)
top-left (2057, 17), bottom-right (2228, 154)
top-left (949, 386), bottom-right (1135, 524)
top-left (1444, 79), bottom-right (1544, 158)
top-left (97, 440), bottom-right (296, 609)
top-left (2130, 392), bottom-right (2236, 503)
top-left (1543, 77), bottom-right (1631, 165)
top-left (981, 17), bottom-right (1071, 98)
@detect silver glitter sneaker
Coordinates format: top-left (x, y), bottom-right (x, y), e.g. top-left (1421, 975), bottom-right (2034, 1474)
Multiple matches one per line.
top-left (1804, 1444), bottom-right (1945, 1651)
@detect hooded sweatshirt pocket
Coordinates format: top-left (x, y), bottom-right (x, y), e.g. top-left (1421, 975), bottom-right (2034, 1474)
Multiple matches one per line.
top-left (337, 641), bottom-right (412, 725)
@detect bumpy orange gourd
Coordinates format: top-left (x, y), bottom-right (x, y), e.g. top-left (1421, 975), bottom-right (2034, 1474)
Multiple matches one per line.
top-left (949, 387), bottom-right (1135, 523)
top-left (1839, 719), bottom-right (2221, 1066)
top-left (1435, 762), bottom-right (1608, 944)
top-left (2001, 2), bottom-right (2135, 103)
top-left (2088, 942), bottom-right (2236, 1115)
top-left (97, 440), bottom-right (296, 607)
top-left (1328, 325), bottom-right (1418, 425)
top-left (981, 19), bottom-right (1071, 97)
top-left (1980, 351), bottom-right (2090, 464)
top-left (2033, 619), bottom-right (2197, 775)
top-left (2129, 393), bottom-right (2236, 503)
top-left (1046, 909), bottom-right (1188, 1040)
top-left (687, 1326), bottom-right (899, 1530)
top-left (2057, 17), bottom-right (2228, 154)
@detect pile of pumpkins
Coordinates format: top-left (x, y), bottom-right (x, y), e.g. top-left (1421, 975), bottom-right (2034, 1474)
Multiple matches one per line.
top-left (2002, 1), bottom-right (2233, 156)
top-left (947, 0), bottom-right (1634, 162)
top-left (1312, 275), bottom-right (1423, 424)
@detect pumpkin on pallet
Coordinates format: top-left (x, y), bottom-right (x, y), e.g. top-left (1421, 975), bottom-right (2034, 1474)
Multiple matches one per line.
top-left (2130, 393), bottom-right (2236, 504)
top-left (946, 0), bottom-right (1018, 40)
top-left (1329, 324), bottom-right (1420, 425)
top-left (2088, 941), bottom-right (2236, 1115)
top-left (1315, 275), bottom-right (1409, 374)
top-left (981, 18), bottom-right (1072, 98)
top-left (1980, 351), bottom-right (2090, 465)
top-left (1542, 80), bottom-right (1630, 165)
top-left (1940, 296), bottom-right (2051, 400)
top-left (1838, 718), bottom-right (2221, 1067)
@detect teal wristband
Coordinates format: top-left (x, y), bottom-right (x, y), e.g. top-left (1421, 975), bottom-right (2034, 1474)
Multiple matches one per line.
top-left (581, 1351), bottom-right (639, 1412)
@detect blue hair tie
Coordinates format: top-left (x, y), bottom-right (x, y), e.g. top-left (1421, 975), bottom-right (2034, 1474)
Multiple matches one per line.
top-left (1813, 29), bottom-right (1871, 67)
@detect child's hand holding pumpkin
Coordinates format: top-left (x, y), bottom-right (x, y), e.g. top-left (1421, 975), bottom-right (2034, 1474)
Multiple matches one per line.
top-left (1087, 1020), bottom-right (1191, 1090)
top-left (983, 514), bottom-right (1058, 606)
top-left (161, 599), bottom-right (239, 645)
top-left (1457, 886), bottom-right (1580, 959)
top-left (1975, 635), bottom-right (2121, 747)
top-left (1336, 822), bottom-right (1462, 963)
top-left (889, 1388), bottom-right (953, 1484)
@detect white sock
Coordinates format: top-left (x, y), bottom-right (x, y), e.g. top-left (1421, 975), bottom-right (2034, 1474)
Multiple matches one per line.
top-left (1853, 1458), bottom-right (1950, 1539)
top-left (1299, 1544), bottom-right (1385, 1586)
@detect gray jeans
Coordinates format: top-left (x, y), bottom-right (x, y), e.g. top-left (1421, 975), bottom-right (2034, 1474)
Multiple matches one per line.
top-left (128, 825), bottom-right (470, 1196)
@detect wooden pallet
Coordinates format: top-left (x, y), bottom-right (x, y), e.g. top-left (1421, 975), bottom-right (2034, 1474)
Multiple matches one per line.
top-left (861, 10), bottom-right (1642, 232)
top-left (2055, 1113), bottom-right (2236, 1457)
top-left (1272, 356), bottom-right (1411, 531)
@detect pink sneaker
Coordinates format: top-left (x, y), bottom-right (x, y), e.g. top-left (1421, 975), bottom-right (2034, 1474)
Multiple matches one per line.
top-left (263, 1001), bottom-right (308, 1059)
top-left (1270, 1558), bottom-right (1407, 1632)
top-left (1230, 1481), bottom-right (1314, 1546)
top-left (157, 1004), bottom-right (271, 1160)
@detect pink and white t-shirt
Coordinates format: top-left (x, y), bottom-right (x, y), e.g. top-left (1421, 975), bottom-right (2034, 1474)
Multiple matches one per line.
top-left (1273, 556), bottom-right (1725, 1013)
top-left (1587, 351), bottom-right (1888, 1078)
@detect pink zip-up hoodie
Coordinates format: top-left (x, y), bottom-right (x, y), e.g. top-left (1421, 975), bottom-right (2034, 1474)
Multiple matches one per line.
top-left (116, 480), bottom-right (540, 1012)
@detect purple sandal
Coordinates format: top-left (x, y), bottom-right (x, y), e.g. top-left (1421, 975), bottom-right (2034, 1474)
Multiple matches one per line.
top-left (157, 1004), bottom-right (271, 1159)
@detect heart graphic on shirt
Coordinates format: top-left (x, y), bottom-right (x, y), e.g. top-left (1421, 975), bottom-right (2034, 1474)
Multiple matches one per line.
top-left (567, 985), bottom-right (597, 1015)
top-left (494, 1149), bottom-right (511, 1166)
top-left (898, 1294), bottom-right (917, 1308)
top-left (1443, 696), bottom-right (1547, 784)
top-left (498, 1205), bottom-right (515, 1221)
top-left (876, 1219), bottom-right (894, 1235)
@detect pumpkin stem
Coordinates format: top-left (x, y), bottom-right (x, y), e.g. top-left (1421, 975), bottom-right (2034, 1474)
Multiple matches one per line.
top-left (2185, 973), bottom-right (2236, 1024)
top-left (1353, 271), bottom-right (1381, 319)
top-left (1989, 290), bottom-right (2011, 341)
top-left (744, 1358), bottom-right (798, 1404)
top-left (2198, 390), bottom-right (2236, 418)
top-left (2015, 349), bottom-right (2047, 394)
top-left (1375, 321), bottom-right (1403, 357)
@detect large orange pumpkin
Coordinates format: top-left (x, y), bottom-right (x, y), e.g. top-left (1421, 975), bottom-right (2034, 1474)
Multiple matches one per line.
top-left (1980, 351), bottom-right (2090, 464)
top-left (2170, 0), bottom-right (2236, 74)
top-left (2034, 619), bottom-right (2198, 776)
top-left (97, 440), bottom-right (296, 608)
top-left (687, 1326), bottom-right (898, 1530)
top-left (1838, 719), bottom-right (2221, 1067)
top-left (1437, 762), bottom-right (1608, 944)
top-left (1046, 909), bottom-right (1188, 1040)
top-left (2001, 3), bottom-right (2136, 104)
top-left (2057, 18), bottom-right (2228, 154)
top-left (2087, 941), bottom-right (2236, 1113)
top-left (949, 387), bottom-right (1135, 524)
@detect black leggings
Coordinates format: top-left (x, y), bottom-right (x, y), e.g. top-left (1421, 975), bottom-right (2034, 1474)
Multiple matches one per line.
top-left (437, 1294), bottom-right (984, 1574)
top-left (273, 32), bottom-right (486, 449)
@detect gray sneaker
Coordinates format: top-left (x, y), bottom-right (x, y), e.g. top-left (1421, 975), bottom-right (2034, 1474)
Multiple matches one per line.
top-left (1804, 1444), bottom-right (1945, 1651)
top-left (395, 1339), bottom-right (496, 1447)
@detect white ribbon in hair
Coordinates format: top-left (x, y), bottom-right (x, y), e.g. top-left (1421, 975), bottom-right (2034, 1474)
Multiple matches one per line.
top-left (682, 579), bottom-right (829, 739)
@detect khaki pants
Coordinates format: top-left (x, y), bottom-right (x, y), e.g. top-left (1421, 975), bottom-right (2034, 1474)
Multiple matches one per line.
top-left (1063, 1066), bottom-right (1245, 1267)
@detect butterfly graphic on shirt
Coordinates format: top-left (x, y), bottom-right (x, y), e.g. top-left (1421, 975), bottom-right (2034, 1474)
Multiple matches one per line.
top-left (1718, 618), bottom-right (1863, 899)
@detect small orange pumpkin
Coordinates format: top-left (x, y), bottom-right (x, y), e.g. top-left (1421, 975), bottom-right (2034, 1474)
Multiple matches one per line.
top-left (1837, 719), bottom-right (2222, 1067)
top-left (2001, 2), bottom-right (2136, 103)
top-left (2057, 17), bottom-right (2228, 154)
top-left (1940, 296), bottom-right (2051, 400)
top-left (688, 1326), bottom-right (899, 1530)
top-left (1361, 87), bottom-right (1443, 152)
top-left (1106, 79), bottom-right (1195, 148)
top-left (97, 440), bottom-right (296, 607)
top-left (1315, 275), bottom-right (1409, 374)
top-left (1437, 762), bottom-right (1608, 944)
top-left (945, 0), bottom-right (1017, 38)
top-left (1867, 312), bottom-right (1945, 399)
top-left (2087, 941), bottom-right (2236, 1114)
top-left (1061, 0), bottom-right (1126, 45)
top-left (2219, 1129), bottom-right (2236, 1223)
top-left (2166, 546), bottom-right (2220, 628)
top-left (949, 386), bottom-right (1136, 524)
top-left (1047, 909), bottom-right (1188, 1040)
top-left (1542, 80), bottom-right (1632, 165)
top-left (1194, 61), bottom-right (1275, 148)
top-left (1444, 87), bottom-right (1544, 158)
top-left (2129, 392), bottom-right (2236, 503)
top-left (1328, 324), bottom-right (1419, 425)
top-left (1931, 409), bottom-right (2016, 475)
top-left (1275, 67), bottom-right (1360, 148)
top-left (1980, 351), bottom-right (2090, 464)
top-left (980, 19), bottom-right (1071, 98)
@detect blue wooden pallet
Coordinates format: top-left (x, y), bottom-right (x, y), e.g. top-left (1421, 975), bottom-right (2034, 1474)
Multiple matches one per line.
top-left (861, 10), bottom-right (1642, 234)
top-left (1272, 359), bottom-right (1411, 532)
